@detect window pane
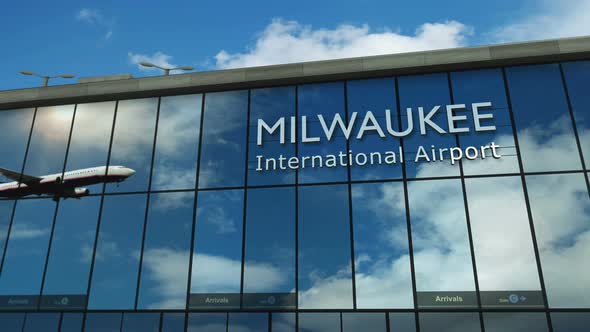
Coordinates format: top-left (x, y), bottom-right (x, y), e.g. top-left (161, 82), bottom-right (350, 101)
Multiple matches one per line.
top-left (190, 190), bottom-right (243, 309)
top-left (88, 194), bottom-right (147, 309)
top-left (506, 64), bottom-right (582, 172)
top-left (347, 78), bottom-right (403, 181)
top-left (0, 108), bottom-right (35, 189)
top-left (298, 184), bottom-right (352, 309)
top-left (162, 313), bottom-right (185, 332)
top-left (23, 313), bottom-right (59, 332)
top-left (272, 313), bottom-right (295, 332)
top-left (152, 94), bottom-right (202, 191)
top-left (450, 69), bottom-right (519, 175)
top-left (551, 312), bottom-right (590, 332)
top-left (298, 82), bottom-right (348, 184)
top-left (526, 174), bottom-right (590, 307)
top-left (409, 179), bottom-right (476, 308)
top-left (483, 313), bottom-right (548, 332)
top-left (64, 102), bottom-right (115, 193)
top-left (351, 182), bottom-right (413, 308)
top-left (187, 313), bottom-right (226, 332)
top-left (342, 313), bottom-right (386, 332)
top-left (0, 313), bottom-right (25, 332)
top-left (248, 86), bottom-right (296, 186)
top-left (41, 196), bottom-right (100, 310)
top-left (562, 61), bottom-right (590, 169)
top-left (299, 313), bottom-right (340, 332)
top-left (121, 313), bottom-right (160, 332)
top-left (138, 192), bottom-right (194, 309)
top-left (199, 90), bottom-right (248, 189)
top-left (389, 313), bottom-right (416, 332)
top-left (0, 199), bottom-right (56, 309)
top-left (419, 313), bottom-right (480, 332)
top-left (465, 177), bottom-right (542, 308)
top-left (0, 201), bottom-right (15, 270)
top-left (398, 73), bottom-right (459, 179)
top-left (228, 313), bottom-right (267, 331)
top-left (106, 98), bottom-right (158, 193)
top-left (60, 313), bottom-right (83, 332)
top-left (85, 313), bottom-right (122, 332)
top-left (243, 187), bottom-right (295, 309)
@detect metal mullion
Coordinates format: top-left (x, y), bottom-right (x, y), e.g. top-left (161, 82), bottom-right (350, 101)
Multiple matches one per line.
top-left (343, 81), bottom-right (357, 310)
top-left (394, 77), bottom-right (420, 332)
top-left (446, 72), bottom-right (485, 332)
top-left (294, 85), bottom-right (300, 328)
top-left (501, 67), bottom-right (553, 332)
top-left (134, 96), bottom-right (162, 310)
top-left (239, 90), bottom-right (252, 308)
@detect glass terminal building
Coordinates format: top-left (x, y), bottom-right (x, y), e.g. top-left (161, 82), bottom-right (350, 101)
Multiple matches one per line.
top-left (0, 36), bottom-right (589, 331)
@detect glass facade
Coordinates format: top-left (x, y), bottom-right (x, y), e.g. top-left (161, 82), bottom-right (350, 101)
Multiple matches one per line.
top-left (0, 61), bottom-right (589, 331)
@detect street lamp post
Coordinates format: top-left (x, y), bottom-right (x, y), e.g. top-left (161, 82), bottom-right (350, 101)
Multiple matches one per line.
top-left (139, 62), bottom-right (194, 75)
top-left (19, 70), bottom-right (75, 87)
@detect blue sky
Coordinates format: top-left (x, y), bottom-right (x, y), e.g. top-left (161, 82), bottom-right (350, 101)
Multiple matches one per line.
top-left (1, 0), bottom-right (589, 90)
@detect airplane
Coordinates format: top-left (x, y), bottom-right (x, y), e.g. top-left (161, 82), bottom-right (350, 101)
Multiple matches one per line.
top-left (0, 166), bottom-right (135, 201)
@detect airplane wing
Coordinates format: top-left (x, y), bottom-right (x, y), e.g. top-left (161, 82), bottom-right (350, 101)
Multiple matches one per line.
top-left (0, 167), bottom-right (43, 185)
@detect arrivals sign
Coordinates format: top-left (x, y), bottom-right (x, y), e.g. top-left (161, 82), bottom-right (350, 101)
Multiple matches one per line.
top-left (255, 102), bottom-right (502, 171)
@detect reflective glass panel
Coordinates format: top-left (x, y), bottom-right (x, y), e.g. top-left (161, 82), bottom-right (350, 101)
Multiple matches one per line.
top-left (465, 177), bottom-right (542, 308)
top-left (85, 313), bottom-right (122, 332)
top-left (408, 179), bottom-right (476, 308)
top-left (450, 69), bottom-right (519, 175)
top-left (419, 313), bottom-right (480, 332)
top-left (506, 64), bottom-right (582, 172)
top-left (0, 313), bottom-right (25, 332)
top-left (483, 313), bottom-right (548, 332)
top-left (138, 192), bottom-right (194, 309)
top-left (562, 61), bottom-right (590, 169)
top-left (299, 313), bottom-right (340, 332)
top-left (121, 313), bottom-right (160, 332)
top-left (151, 94), bottom-right (202, 191)
top-left (298, 184), bottom-right (352, 309)
top-left (187, 313), bottom-right (226, 332)
top-left (41, 196), bottom-right (101, 310)
top-left (298, 82), bottom-right (348, 184)
top-left (389, 313), bottom-right (416, 332)
top-left (0, 201), bottom-right (15, 271)
top-left (272, 313), bottom-right (295, 332)
top-left (248, 86), bottom-right (296, 186)
top-left (351, 182), bottom-right (413, 308)
top-left (243, 187), bottom-right (295, 308)
top-left (551, 312), bottom-right (590, 332)
top-left (23, 313), bottom-right (59, 332)
top-left (526, 173), bottom-right (590, 307)
top-left (228, 313), bottom-right (267, 332)
top-left (162, 313), bottom-right (185, 332)
top-left (342, 313), bottom-right (386, 331)
top-left (106, 98), bottom-right (158, 193)
top-left (398, 73), bottom-right (459, 178)
top-left (199, 90), bottom-right (249, 188)
top-left (88, 194), bottom-right (147, 309)
top-left (60, 313), bottom-right (83, 332)
top-left (190, 190), bottom-right (243, 309)
top-left (0, 108), bottom-right (35, 192)
top-left (347, 78), bottom-right (403, 181)
top-left (0, 199), bottom-right (56, 309)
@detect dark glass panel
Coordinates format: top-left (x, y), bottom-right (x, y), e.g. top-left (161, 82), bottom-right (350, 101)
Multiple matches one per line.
top-left (351, 182), bottom-right (412, 308)
top-left (342, 313), bottom-right (386, 331)
top-left (190, 190), bottom-right (243, 309)
top-left (187, 313), bottom-right (226, 332)
top-left (347, 78), bottom-right (403, 181)
top-left (297, 82), bottom-right (348, 184)
top-left (0, 108), bottom-right (35, 185)
top-left (199, 90), bottom-right (249, 189)
top-left (419, 313), bottom-right (480, 332)
top-left (60, 313), bottom-right (83, 332)
top-left (106, 98), bottom-right (158, 193)
top-left (562, 61), bottom-right (590, 169)
top-left (0, 313), bottom-right (25, 332)
top-left (121, 313), bottom-right (160, 332)
top-left (41, 196), bottom-right (100, 309)
top-left (389, 313), bottom-right (416, 332)
top-left (228, 313), bottom-right (267, 331)
top-left (243, 187), bottom-right (295, 308)
top-left (398, 73), bottom-right (459, 178)
top-left (272, 313), bottom-right (295, 332)
top-left (87, 194), bottom-right (147, 309)
top-left (551, 312), bottom-right (590, 332)
top-left (408, 179), bottom-right (476, 308)
top-left (483, 313), bottom-right (548, 332)
top-left (85, 313), bottom-right (122, 332)
top-left (0, 199), bottom-right (56, 309)
top-left (526, 174), bottom-right (590, 307)
top-left (23, 313), bottom-right (59, 332)
top-left (299, 313), bottom-right (340, 332)
top-left (151, 94), bottom-right (202, 191)
top-left (450, 69), bottom-right (519, 174)
top-left (138, 192), bottom-right (194, 309)
top-left (298, 184), bottom-right (352, 309)
top-left (162, 313), bottom-right (185, 332)
top-left (248, 86), bottom-right (296, 186)
top-left (506, 64), bottom-right (581, 172)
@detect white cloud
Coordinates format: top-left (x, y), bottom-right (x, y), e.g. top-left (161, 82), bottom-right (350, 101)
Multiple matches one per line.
top-left (76, 8), bottom-right (113, 42)
top-left (492, 0), bottom-right (590, 42)
top-left (215, 19), bottom-right (471, 69)
top-left (128, 51), bottom-right (177, 72)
